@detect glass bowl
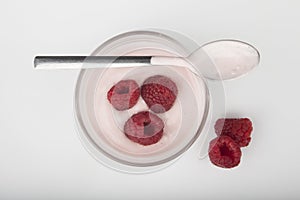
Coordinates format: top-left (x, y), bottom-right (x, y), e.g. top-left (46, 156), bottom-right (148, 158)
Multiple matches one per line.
top-left (74, 30), bottom-right (213, 173)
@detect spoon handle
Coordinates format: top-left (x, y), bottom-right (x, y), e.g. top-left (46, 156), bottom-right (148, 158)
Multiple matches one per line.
top-left (34, 56), bottom-right (153, 69)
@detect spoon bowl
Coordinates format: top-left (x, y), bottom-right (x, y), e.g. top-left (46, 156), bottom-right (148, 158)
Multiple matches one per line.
top-left (196, 39), bottom-right (260, 80)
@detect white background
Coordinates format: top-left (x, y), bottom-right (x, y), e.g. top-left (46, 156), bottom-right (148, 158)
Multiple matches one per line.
top-left (1, 0), bottom-right (300, 199)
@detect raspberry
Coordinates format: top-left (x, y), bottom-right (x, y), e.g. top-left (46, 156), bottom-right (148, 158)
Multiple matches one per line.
top-left (141, 75), bottom-right (178, 113)
top-left (107, 80), bottom-right (140, 111)
top-left (209, 136), bottom-right (242, 168)
top-left (124, 111), bottom-right (164, 146)
top-left (215, 118), bottom-right (253, 147)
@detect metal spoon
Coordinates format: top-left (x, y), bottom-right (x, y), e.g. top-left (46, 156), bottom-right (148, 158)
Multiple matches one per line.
top-left (34, 40), bottom-right (260, 80)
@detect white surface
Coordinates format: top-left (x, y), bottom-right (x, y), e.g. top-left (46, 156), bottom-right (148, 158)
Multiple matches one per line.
top-left (0, 0), bottom-right (300, 199)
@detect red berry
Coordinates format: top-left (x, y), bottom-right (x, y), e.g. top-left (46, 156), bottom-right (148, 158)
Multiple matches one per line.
top-left (124, 111), bottom-right (164, 146)
top-left (141, 75), bottom-right (178, 113)
top-left (215, 118), bottom-right (253, 147)
top-left (107, 80), bottom-right (140, 111)
top-left (209, 136), bottom-right (242, 169)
